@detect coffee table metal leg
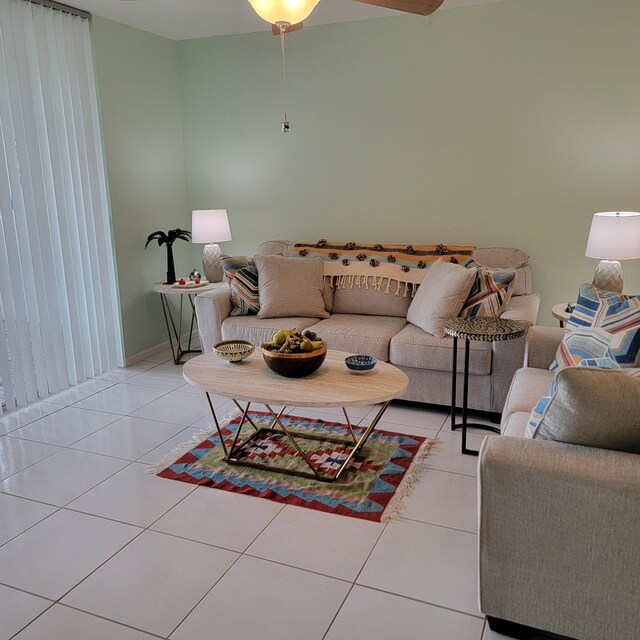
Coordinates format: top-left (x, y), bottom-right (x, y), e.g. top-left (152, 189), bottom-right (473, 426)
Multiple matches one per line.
top-left (207, 400), bottom-right (394, 483)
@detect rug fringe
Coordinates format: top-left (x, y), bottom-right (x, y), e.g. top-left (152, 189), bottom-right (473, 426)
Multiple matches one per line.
top-left (381, 438), bottom-right (439, 522)
top-left (146, 407), bottom-right (241, 474)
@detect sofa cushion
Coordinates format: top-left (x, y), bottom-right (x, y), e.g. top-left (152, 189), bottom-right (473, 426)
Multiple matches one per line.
top-left (309, 314), bottom-right (407, 362)
top-left (406, 260), bottom-right (477, 338)
top-left (459, 258), bottom-right (516, 318)
top-left (526, 366), bottom-right (640, 453)
top-left (390, 323), bottom-right (492, 375)
top-left (255, 254), bottom-right (329, 320)
top-left (221, 316), bottom-right (319, 346)
top-left (565, 283), bottom-right (640, 367)
top-left (500, 367), bottom-right (553, 432)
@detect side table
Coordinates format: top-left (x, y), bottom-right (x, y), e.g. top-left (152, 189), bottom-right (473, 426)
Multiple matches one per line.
top-left (551, 303), bottom-right (574, 328)
top-left (153, 282), bottom-right (225, 364)
top-left (444, 317), bottom-right (528, 455)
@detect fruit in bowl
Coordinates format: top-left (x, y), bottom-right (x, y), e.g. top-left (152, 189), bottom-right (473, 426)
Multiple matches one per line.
top-left (261, 329), bottom-right (327, 378)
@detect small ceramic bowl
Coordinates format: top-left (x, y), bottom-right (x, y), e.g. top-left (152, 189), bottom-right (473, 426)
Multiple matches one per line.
top-left (213, 340), bottom-right (255, 363)
top-left (345, 354), bottom-right (377, 371)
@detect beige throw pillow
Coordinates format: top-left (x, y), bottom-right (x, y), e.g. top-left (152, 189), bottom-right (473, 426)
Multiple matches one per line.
top-left (529, 367), bottom-right (640, 453)
top-left (406, 259), bottom-right (477, 337)
top-left (255, 255), bottom-right (329, 319)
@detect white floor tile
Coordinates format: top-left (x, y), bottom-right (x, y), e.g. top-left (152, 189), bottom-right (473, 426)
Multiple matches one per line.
top-left (357, 520), bottom-right (481, 616)
top-left (0, 584), bottom-right (51, 640)
top-left (0, 437), bottom-right (60, 481)
top-left (0, 509), bottom-right (139, 599)
top-left (97, 361), bottom-right (160, 382)
top-left (170, 555), bottom-right (350, 640)
top-left (13, 605), bottom-right (156, 640)
top-left (10, 407), bottom-right (119, 447)
top-left (63, 530), bottom-right (238, 637)
top-left (73, 383), bottom-right (168, 415)
top-left (136, 427), bottom-right (199, 464)
top-left (0, 493), bottom-right (57, 547)
top-left (303, 403), bottom-right (377, 420)
top-left (425, 429), bottom-right (484, 477)
top-left (42, 379), bottom-right (116, 407)
top-left (142, 349), bottom-right (175, 363)
top-left (188, 400), bottom-right (237, 429)
top-left (71, 416), bottom-right (188, 461)
top-left (0, 403), bottom-right (65, 435)
top-left (130, 390), bottom-right (210, 426)
top-left (153, 487), bottom-right (283, 552)
top-left (325, 586), bottom-right (484, 640)
top-left (247, 505), bottom-right (384, 581)
top-left (359, 418), bottom-right (440, 439)
top-left (0, 448), bottom-right (129, 506)
top-left (382, 403), bottom-right (450, 430)
top-left (68, 462), bottom-right (196, 527)
top-left (125, 364), bottom-right (189, 390)
top-left (403, 469), bottom-right (478, 533)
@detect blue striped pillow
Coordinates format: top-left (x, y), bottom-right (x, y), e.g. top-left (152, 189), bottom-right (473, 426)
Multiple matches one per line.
top-left (459, 258), bottom-right (516, 318)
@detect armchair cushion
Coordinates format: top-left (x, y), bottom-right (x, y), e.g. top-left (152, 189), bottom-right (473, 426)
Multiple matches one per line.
top-left (526, 366), bottom-right (640, 453)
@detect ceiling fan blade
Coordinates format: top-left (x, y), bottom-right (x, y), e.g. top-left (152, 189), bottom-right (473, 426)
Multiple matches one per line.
top-left (271, 21), bottom-right (304, 35)
top-left (354, 0), bottom-right (445, 17)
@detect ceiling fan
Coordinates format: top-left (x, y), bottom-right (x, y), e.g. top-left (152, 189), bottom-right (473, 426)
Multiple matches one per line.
top-left (247, 0), bottom-right (445, 35)
top-left (247, 0), bottom-right (445, 132)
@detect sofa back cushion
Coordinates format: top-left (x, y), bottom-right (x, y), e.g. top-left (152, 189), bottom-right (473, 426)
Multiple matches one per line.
top-left (255, 254), bottom-right (329, 319)
top-left (332, 285), bottom-right (412, 317)
top-left (526, 366), bottom-right (640, 453)
top-left (406, 260), bottom-right (477, 338)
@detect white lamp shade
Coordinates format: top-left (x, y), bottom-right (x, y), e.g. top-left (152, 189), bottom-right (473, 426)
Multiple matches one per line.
top-left (248, 0), bottom-right (320, 24)
top-left (585, 212), bottom-right (640, 261)
top-left (191, 209), bottom-right (232, 244)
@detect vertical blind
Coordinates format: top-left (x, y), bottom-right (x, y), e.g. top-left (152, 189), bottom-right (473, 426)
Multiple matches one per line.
top-left (0, 0), bottom-right (123, 413)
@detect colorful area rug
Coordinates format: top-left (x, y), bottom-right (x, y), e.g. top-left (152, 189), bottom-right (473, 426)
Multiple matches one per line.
top-left (153, 411), bottom-right (433, 522)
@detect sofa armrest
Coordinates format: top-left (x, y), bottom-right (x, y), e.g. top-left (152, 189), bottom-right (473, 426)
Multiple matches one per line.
top-left (479, 436), bottom-right (640, 640)
top-left (194, 287), bottom-right (232, 352)
top-left (524, 325), bottom-right (564, 369)
top-left (500, 291), bottom-right (540, 326)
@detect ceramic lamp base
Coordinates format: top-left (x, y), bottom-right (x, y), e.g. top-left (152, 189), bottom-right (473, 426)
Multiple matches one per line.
top-left (592, 260), bottom-right (623, 293)
top-left (202, 243), bottom-right (224, 282)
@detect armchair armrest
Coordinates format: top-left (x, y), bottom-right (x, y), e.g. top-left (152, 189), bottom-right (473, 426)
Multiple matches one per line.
top-left (194, 286), bottom-right (232, 352)
top-left (524, 325), bottom-right (564, 369)
top-left (479, 436), bottom-right (640, 640)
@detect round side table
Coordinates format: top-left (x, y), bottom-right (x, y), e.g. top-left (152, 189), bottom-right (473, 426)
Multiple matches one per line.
top-left (153, 281), bottom-right (225, 364)
top-left (551, 303), bottom-right (574, 328)
top-left (444, 317), bottom-right (528, 456)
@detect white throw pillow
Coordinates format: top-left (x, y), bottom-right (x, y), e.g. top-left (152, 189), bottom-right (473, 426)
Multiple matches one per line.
top-left (255, 254), bottom-right (329, 319)
top-left (406, 260), bottom-right (477, 337)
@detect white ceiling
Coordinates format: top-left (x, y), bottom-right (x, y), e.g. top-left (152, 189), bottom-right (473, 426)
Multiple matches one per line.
top-left (72, 0), bottom-right (504, 41)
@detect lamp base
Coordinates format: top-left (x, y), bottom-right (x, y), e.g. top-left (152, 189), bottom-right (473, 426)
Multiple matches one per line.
top-left (593, 260), bottom-right (623, 293)
top-left (202, 244), bottom-right (224, 282)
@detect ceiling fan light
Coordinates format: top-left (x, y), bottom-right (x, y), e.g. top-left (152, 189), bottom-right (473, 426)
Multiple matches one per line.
top-left (248, 0), bottom-right (320, 25)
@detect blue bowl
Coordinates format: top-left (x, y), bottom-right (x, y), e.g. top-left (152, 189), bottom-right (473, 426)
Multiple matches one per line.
top-left (345, 355), bottom-right (377, 371)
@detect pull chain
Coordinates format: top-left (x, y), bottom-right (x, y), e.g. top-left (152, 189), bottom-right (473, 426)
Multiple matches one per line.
top-left (279, 25), bottom-right (290, 132)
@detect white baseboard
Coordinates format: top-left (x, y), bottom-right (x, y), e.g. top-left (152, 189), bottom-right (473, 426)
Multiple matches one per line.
top-left (124, 331), bottom-right (201, 367)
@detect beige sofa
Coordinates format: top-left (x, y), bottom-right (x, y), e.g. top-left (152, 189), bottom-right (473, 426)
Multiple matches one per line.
top-left (479, 326), bottom-right (640, 640)
top-left (195, 241), bottom-right (540, 414)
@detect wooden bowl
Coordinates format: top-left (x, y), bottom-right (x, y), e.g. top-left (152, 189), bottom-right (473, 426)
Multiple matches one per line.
top-left (261, 344), bottom-right (327, 378)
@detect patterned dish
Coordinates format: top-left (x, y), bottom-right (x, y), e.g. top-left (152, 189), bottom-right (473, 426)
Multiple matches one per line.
top-left (213, 340), bottom-right (255, 363)
top-left (345, 355), bottom-right (377, 371)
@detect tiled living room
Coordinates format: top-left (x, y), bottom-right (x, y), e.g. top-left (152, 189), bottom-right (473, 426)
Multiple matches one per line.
top-left (1, 1), bottom-right (639, 639)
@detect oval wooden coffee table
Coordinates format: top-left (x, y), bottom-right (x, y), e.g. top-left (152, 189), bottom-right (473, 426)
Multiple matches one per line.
top-left (183, 349), bottom-right (408, 482)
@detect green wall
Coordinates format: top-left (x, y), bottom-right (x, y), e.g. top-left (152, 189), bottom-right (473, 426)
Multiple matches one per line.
top-left (93, 0), bottom-right (640, 357)
top-left (92, 17), bottom-right (193, 358)
top-left (178, 0), bottom-right (640, 325)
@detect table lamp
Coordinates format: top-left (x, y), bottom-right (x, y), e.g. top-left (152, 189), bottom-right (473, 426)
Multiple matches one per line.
top-left (191, 209), bottom-right (232, 282)
top-left (585, 211), bottom-right (640, 293)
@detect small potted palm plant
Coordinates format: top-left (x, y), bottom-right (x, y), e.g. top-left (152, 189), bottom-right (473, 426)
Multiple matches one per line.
top-left (145, 228), bottom-right (192, 284)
